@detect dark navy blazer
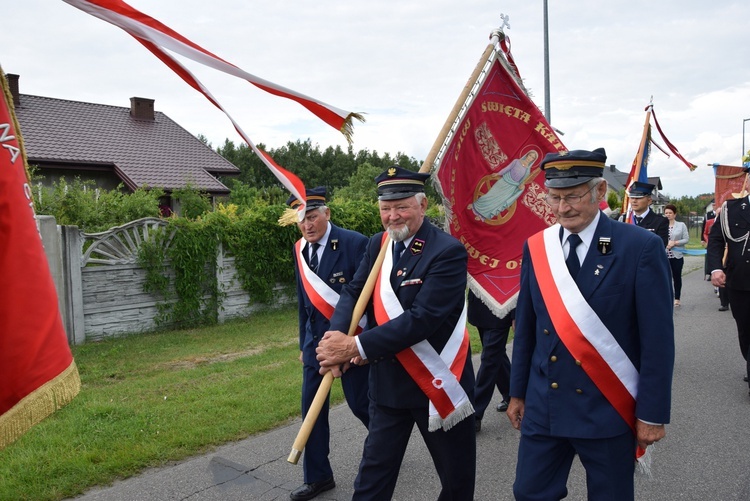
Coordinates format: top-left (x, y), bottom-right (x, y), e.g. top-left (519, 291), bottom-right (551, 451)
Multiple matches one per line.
top-left (294, 223), bottom-right (368, 369)
top-left (330, 220), bottom-right (474, 409)
top-left (510, 214), bottom-right (675, 438)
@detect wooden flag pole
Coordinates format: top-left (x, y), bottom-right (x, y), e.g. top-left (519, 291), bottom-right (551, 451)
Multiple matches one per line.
top-left (287, 236), bottom-right (391, 464)
top-left (289, 24), bottom-right (505, 465)
top-left (421, 31), bottom-right (501, 173)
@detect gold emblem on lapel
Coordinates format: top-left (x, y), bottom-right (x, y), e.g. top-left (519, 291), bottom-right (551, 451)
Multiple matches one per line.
top-left (597, 237), bottom-right (611, 255)
top-left (331, 239), bottom-right (338, 251)
top-left (411, 239), bottom-right (425, 255)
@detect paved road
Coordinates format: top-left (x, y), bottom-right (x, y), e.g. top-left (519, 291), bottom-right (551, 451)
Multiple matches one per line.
top-left (72, 256), bottom-right (750, 500)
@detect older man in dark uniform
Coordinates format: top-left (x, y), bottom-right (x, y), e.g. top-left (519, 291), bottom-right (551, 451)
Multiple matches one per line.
top-left (707, 190), bottom-right (750, 396)
top-left (626, 181), bottom-right (669, 247)
top-left (287, 187), bottom-right (370, 501)
top-left (316, 167), bottom-right (475, 500)
top-left (507, 149), bottom-right (675, 500)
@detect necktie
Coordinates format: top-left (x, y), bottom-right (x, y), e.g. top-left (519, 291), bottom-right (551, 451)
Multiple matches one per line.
top-left (635, 216), bottom-right (643, 225)
top-left (565, 234), bottom-right (582, 279)
top-left (394, 241), bottom-right (406, 262)
top-left (309, 242), bottom-right (320, 273)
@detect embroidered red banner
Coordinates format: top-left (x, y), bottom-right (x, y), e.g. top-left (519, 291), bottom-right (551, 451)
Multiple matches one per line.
top-left (714, 164), bottom-right (748, 209)
top-left (0, 72), bottom-right (80, 449)
top-left (434, 46), bottom-right (564, 317)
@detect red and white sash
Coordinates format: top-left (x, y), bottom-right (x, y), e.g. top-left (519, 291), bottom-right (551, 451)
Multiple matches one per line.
top-left (372, 234), bottom-right (473, 431)
top-left (528, 226), bottom-right (641, 429)
top-left (295, 239), bottom-right (366, 332)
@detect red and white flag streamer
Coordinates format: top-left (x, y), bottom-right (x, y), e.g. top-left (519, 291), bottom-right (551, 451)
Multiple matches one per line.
top-left (64, 0), bottom-right (363, 214)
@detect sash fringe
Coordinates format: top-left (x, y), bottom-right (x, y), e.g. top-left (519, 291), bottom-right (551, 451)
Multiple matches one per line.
top-left (0, 361), bottom-right (81, 450)
top-left (428, 400), bottom-right (475, 432)
top-left (636, 444), bottom-right (654, 478)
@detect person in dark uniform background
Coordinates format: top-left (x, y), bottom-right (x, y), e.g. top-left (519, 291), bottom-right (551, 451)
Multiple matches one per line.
top-left (707, 191), bottom-right (750, 395)
top-left (626, 181), bottom-right (669, 247)
top-left (467, 291), bottom-right (513, 433)
top-left (316, 167), bottom-right (476, 500)
top-left (287, 187), bottom-right (370, 501)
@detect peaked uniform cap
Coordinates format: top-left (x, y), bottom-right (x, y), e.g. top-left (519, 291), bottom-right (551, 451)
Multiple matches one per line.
top-left (541, 148), bottom-right (607, 188)
top-left (286, 186), bottom-right (327, 211)
top-left (627, 181), bottom-right (656, 198)
top-left (375, 166), bottom-right (430, 200)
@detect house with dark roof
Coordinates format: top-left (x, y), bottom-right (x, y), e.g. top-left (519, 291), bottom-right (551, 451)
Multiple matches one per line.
top-left (7, 73), bottom-right (239, 213)
top-left (602, 163), bottom-right (667, 213)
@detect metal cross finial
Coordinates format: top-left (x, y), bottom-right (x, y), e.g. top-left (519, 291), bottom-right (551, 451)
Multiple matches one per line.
top-left (499, 14), bottom-right (511, 31)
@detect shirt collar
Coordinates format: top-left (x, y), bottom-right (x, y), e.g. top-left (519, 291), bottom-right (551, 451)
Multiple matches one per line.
top-left (562, 211), bottom-right (601, 250)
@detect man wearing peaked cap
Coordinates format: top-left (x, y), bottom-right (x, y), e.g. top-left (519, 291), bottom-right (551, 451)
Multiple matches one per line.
top-left (625, 181), bottom-right (669, 247)
top-left (286, 186), bottom-right (371, 501)
top-left (507, 148), bottom-right (674, 500)
top-left (316, 165), bottom-right (476, 499)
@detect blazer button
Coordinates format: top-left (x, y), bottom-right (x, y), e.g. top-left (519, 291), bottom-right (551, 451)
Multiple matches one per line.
top-left (576, 389), bottom-right (583, 394)
top-left (575, 360), bottom-right (582, 366)
top-left (551, 382), bottom-right (559, 389)
top-left (550, 355), bottom-right (558, 362)
top-left (543, 329), bottom-right (550, 335)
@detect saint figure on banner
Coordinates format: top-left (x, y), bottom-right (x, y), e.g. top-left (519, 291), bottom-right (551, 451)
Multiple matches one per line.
top-left (469, 147), bottom-right (540, 223)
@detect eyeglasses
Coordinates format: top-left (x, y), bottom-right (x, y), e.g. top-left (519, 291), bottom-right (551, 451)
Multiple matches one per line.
top-left (543, 185), bottom-right (595, 207)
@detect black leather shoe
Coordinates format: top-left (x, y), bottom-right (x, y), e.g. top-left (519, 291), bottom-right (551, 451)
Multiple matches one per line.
top-left (719, 305), bottom-right (729, 311)
top-left (496, 400), bottom-right (509, 412)
top-left (290, 477), bottom-right (335, 501)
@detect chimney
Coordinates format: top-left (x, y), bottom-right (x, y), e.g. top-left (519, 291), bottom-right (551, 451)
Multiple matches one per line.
top-left (6, 74), bottom-right (20, 106)
top-left (129, 97), bottom-right (155, 120)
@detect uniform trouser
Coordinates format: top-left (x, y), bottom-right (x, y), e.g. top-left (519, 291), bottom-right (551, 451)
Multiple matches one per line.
top-left (301, 363), bottom-right (370, 483)
top-left (514, 428), bottom-right (636, 501)
top-left (352, 403), bottom-right (476, 501)
top-left (473, 320), bottom-right (512, 419)
top-left (728, 288), bottom-right (750, 386)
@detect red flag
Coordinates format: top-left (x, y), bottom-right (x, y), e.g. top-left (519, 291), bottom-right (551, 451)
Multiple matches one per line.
top-left (713, 164), bottom-right (748, 209)
top-left (621, 107), bottom-right (652, 224)
top-left (434, 41), bottom-right (565, 317)
top-left (0, 71), bottom-right (81, 449)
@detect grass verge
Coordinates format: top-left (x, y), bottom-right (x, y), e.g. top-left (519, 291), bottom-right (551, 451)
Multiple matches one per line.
top-left (0, 304), bottom-right (482, 501)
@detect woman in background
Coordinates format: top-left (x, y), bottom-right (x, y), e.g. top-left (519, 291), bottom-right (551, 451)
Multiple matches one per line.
top-left (664, 204), bottom-right (690, 306)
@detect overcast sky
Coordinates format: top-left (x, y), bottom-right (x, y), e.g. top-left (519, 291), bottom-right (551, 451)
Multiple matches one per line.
top-left (4, 0), bottom-right (749, 197)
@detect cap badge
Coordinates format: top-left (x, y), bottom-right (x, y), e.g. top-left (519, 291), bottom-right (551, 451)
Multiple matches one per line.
top-left (387, 167), bottom-right (397, 177)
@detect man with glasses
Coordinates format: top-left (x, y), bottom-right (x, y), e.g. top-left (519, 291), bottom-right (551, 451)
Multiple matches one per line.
top-left (286, 187), bottom-right (370, 501)
top-left (316, 166), bottom-right (476, 500)
top-left (506, 148), bottom-right (675, 501)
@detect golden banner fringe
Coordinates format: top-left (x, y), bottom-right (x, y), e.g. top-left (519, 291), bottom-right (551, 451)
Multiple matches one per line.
top-left (278, 207), bottom-right (301, 227)
top-left (0, 361), bottom-right (82, 450)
